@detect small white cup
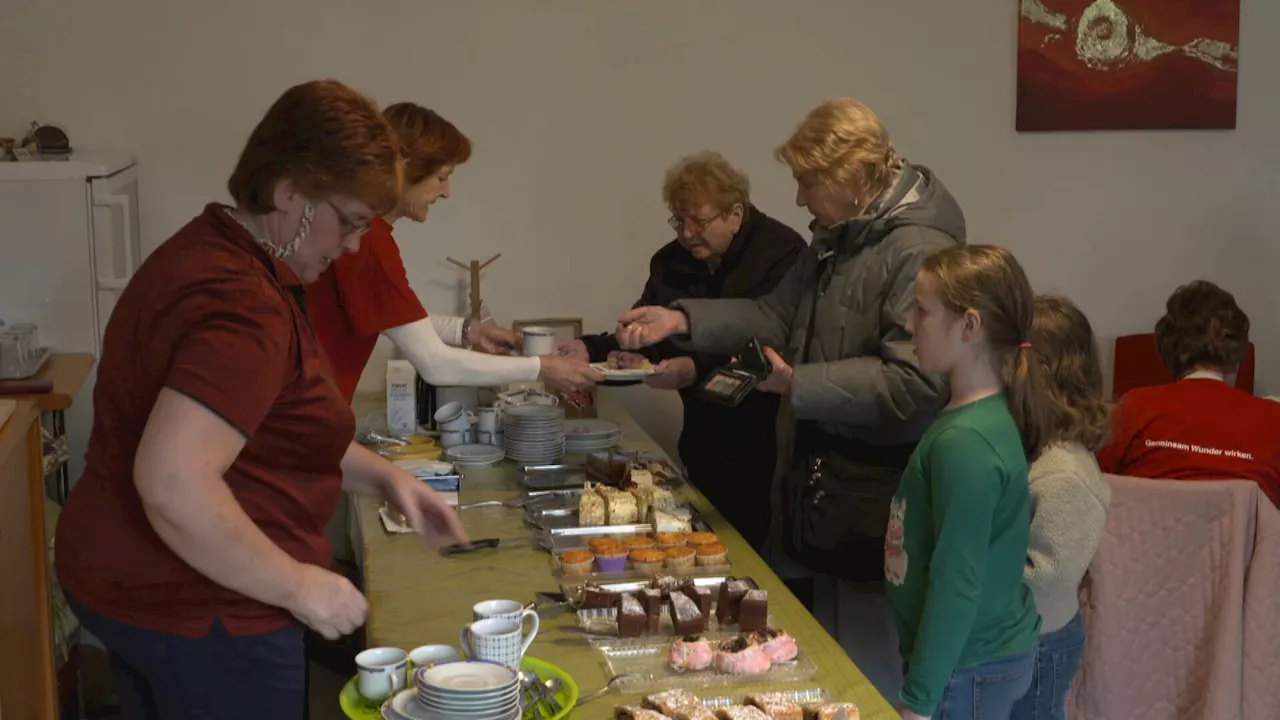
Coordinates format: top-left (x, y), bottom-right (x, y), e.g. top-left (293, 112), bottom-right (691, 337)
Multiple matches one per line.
top-left (459, 617), bottom-right (538, 670)
top-left (409, 644), bottom-right (460, 672)
top-left (476, 406), bottom-right (500, 433)
top-left (434, 401), bottom-right (466, 426)
top-left (521, 327), bottom-right (556, 357)
top-left (355, 647), bottom-right (408, 703)
top-left (478, 430), bottom-right (495, 445)
top-left (472, 599), bottom-right (534, 623)
top-left (439, 430), bottom-right (467, 448)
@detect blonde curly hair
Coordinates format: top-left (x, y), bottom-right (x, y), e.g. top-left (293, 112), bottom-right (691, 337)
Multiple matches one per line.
top-left (775, 98), bottom-right (900, 195)
top-left (661, 151), bottom-right (750, 215)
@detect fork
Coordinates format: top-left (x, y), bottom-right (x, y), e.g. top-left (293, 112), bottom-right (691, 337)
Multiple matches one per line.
top-left (575, 674), bottom-right (638, 703)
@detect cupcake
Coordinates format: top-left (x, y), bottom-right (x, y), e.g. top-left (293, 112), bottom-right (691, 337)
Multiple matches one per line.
top-left (654, 532), bottom-right (687, 549)
top-left (595, 547), bottom-right (629, 573)
top-left (559, 549), bottom-right (594, 576)
top-left (589, 536), bottom-right (625, 554)
top-left (630, 548), bottom-right (667, 574)
top-left (685, 531), bottom-right (720, 548)
top-left (695, 542), bottom-right (729, 567)
top-left (664, 546), bottom-right (697, 569)
top-left (622, 535), bottom-right (656, 551)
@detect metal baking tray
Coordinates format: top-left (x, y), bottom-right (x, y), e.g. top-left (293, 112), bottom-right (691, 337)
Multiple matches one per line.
top-left (518, 453), bottom-right (686, 490)
top-left (535, 507), bottom-right (710, 546)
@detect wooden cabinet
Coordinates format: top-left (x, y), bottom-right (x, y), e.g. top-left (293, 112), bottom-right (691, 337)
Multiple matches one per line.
top-left (0, 400), bottom-right (56, 720)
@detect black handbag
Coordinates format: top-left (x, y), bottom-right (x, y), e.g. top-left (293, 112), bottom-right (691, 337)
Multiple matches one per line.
top-left (779, 250), bottom-right (912, 580)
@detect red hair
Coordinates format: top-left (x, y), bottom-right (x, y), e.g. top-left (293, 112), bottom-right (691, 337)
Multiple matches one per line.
top-left (228, 79), bottom-right (402, 215)
top-left (383, 103), bottom-right (473, 185)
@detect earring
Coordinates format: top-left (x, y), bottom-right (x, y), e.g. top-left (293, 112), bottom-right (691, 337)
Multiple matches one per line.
top-left (271, 201), bottom-right (313, 259)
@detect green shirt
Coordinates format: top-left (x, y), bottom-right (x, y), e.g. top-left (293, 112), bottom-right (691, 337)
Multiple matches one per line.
top-left (884, 393), bottom-right (1041, 716)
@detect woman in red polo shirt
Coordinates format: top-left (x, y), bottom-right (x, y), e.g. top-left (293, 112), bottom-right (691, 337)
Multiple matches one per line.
top-left (307, 102), bottom-right (601, 401)
top-left (54, 80), bottom-right (466, 720)
top-left (1097, 280), bottom-right (1280, 506)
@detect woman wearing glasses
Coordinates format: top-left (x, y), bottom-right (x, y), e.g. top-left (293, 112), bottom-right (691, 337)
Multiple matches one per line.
top-left (559, 151), bottom-right (806, 549)
top-left (306, 102), bottom-right (602, 402)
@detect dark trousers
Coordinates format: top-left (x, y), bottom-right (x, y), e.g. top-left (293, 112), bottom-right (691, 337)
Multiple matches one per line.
top-left (68, 596), bottom-right (306, 720)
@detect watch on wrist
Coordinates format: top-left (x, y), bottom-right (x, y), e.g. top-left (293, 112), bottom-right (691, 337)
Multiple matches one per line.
top-left (461, 316), bottom-right (474, 347)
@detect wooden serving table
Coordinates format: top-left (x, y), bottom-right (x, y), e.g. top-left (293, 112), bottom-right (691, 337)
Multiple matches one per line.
top-left (353, 392), bottom-right (895, 719)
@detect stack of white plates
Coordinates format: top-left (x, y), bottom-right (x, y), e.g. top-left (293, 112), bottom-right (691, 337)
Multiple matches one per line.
top-left (444, 444), bottom-right (505, 467)
top-left (385, 661), bottom-right (521, 720)
top-left (563, 418), bottom-right (622, 454)
top-left (503, 404), bottom-right (565, 463)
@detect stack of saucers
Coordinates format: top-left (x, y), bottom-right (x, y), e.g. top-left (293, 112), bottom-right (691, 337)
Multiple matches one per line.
top-left (444, 444), bottom-right (505, 468)
top-left (562, 418), bottom-right (622, 454)
top-left (503, 404), bottom-right (565, 463)
top-left (384, 661), bottom-right (521, 720)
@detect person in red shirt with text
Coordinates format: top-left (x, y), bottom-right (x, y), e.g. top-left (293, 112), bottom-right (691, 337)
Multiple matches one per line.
top-left (1097, 280), bottom-right (1280, 507)
top-left (55, 80), bottom-right (467, 719)
top-left (306, 102), bottom-right (601, 401)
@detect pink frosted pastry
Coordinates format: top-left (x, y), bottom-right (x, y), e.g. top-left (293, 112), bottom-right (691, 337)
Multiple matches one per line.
top-left (749, 627), bottom-right (799, 663)
top-left (714, 636), bottom-right (772, 675)
top-left (668, 635), bottom-right (715, 672)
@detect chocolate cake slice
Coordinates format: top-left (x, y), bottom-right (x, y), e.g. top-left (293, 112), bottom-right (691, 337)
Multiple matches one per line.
top-left (642, 588), bottom-right (663, 634)
top-left (618, 592), bottom-right (647, 638)
top-left (738, 589), bottom-right (768, 631)
top-left (668, 590), bottom-right (706, 635)
top-left (715, 579), bottom-right (750, 625)
top-left (682, 585), bottom-right (713, 618)
top-left (581, 582), bottom-right (620, 610)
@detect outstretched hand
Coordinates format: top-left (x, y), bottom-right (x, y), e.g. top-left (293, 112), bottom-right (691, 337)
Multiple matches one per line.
top-left (615, 306), bottom-right (688, 349)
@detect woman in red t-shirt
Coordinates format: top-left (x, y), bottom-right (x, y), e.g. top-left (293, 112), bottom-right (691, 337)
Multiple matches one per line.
top-left (306, 102), bottom-right (601, 401)
top-left (54, 81), bottom-right (467, 719)
top-left (1097, 280), bottom-right (1280, 507)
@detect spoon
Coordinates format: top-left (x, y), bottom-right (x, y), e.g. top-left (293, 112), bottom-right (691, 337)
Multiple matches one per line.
top-left (576, 673), bottom-right (638, 703)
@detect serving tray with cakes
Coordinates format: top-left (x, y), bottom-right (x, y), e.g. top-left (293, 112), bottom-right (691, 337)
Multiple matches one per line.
top-left (551, 530), bottom-right (731, 580)
top-left (518, 450), bottom-right (685, 491)
top-left (614, 687), bottom-right (859, 719)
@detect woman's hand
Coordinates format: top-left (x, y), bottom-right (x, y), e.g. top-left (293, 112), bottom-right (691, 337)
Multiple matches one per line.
top-left (381, 472), bottom-right (469, 547)
top-left (615, 307), bottom-right (688, 349)
top-left (646, 357), bottom-right (697, 390)
top-left (287, 564), bottom-right (369, 640)
top-left (469, 322), bottom-right (521, 355)
top-left (754, 347), bottom-right (794, 395)
top-left (538, 354), bottom-right (605, 390)
top-left (556, 339), bottom-right (590, 362)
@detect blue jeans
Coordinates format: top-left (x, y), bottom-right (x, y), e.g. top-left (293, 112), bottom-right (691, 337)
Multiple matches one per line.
top-left (934, 648), bottom-right (1036, 720)
top-left (68, 595), bottom-right (306, 720)
top-left (1009, 612), bottom-right (1085, 720)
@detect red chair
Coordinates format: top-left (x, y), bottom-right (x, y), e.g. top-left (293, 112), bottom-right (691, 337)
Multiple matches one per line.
top-left (1112, 333), bottom-right (1255, 402)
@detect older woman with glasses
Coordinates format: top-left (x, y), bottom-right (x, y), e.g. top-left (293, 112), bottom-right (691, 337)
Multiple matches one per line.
top-left (54, 80), bottom-right (467, 719)
top-left (560, 151), bottom-right (806, 548)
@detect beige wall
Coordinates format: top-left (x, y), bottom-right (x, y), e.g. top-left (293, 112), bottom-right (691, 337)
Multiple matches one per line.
top-left (4, 1), bottom-right (1278, 454)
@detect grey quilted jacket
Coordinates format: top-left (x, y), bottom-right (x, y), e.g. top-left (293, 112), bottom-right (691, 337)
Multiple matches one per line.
top-left (672, 161), bottom-right (965, 445)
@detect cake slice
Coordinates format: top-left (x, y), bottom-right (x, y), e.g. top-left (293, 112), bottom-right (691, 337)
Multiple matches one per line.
top-left (649, 507), bottom-right (693, 534)
top-left (715, 580), bottom-right (750, 625)
top-left (738, 589), bottom-right (768, 631)
top-left (603, 487), bottom-right (639, 525)
top-left (579, 483), bottom-right (606, 526)
top-left (617, 593), bottom-right (647, 638)
top-left (682, 585), bottom-right (713, 618)
top-left (715, 707), bottom-right (770, 720)
top-left (643, 689), bottom-right (703, 716)
top-left (668, 590), bottom-right (706, 635)
top-left (642, 588), bottom-right (664, 634)
top-left (745, 693), bottom-right (803, 720)
top-left (614, 707), bottom-right (672, 720)
top-left (581, 582), bottom-right (620, 610)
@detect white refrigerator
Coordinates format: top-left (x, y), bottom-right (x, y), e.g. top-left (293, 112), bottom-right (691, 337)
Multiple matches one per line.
top-left (0, 153), bottom-right (142, 483)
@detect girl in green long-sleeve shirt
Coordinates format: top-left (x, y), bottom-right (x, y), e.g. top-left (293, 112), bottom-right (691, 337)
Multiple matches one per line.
top-left (888, 245), bottom-right (1051, 720)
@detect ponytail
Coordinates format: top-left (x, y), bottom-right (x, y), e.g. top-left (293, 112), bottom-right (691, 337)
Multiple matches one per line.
top-left (1002, 344), bottom-right (1054, 458)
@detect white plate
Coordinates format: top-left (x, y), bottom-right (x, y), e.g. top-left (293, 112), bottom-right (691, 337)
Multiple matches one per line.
top-left (392, 690), bottom-right (519, 720)
top-left (415, 661), bottom-right (518, 692)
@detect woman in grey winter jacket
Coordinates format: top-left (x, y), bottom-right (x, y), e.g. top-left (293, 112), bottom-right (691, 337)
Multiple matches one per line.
top-left (617, 98), bottom-right (965, 582)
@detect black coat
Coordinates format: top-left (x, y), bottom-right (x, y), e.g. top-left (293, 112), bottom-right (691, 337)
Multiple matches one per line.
top-left (581, 205), bottom-right (806, 547)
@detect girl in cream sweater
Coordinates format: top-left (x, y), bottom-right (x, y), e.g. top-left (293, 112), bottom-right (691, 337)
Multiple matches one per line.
top-left (1010, 296), bottom-right (1112, 720)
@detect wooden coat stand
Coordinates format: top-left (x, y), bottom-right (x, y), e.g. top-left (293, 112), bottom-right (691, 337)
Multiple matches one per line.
top-left (446, 254), bottom-right (501, 322)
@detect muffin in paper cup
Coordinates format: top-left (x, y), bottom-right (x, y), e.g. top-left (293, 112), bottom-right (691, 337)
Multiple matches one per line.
top-left (630, 548), bottom-right (667, 574)
top-left (558, 549), bottom-right (594, 576)
top-left (654, 532), bottom-right (687, 549)
top-left (594, 548), bottom-right (629, 573)
top-left (694, 542), bottom-right (729, 567)
top-left (664, 545), bottom-right (697, 569)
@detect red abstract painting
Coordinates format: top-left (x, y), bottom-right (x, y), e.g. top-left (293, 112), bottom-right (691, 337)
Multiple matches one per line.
top-left (1016, 0), bottom-right (1239, 131)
